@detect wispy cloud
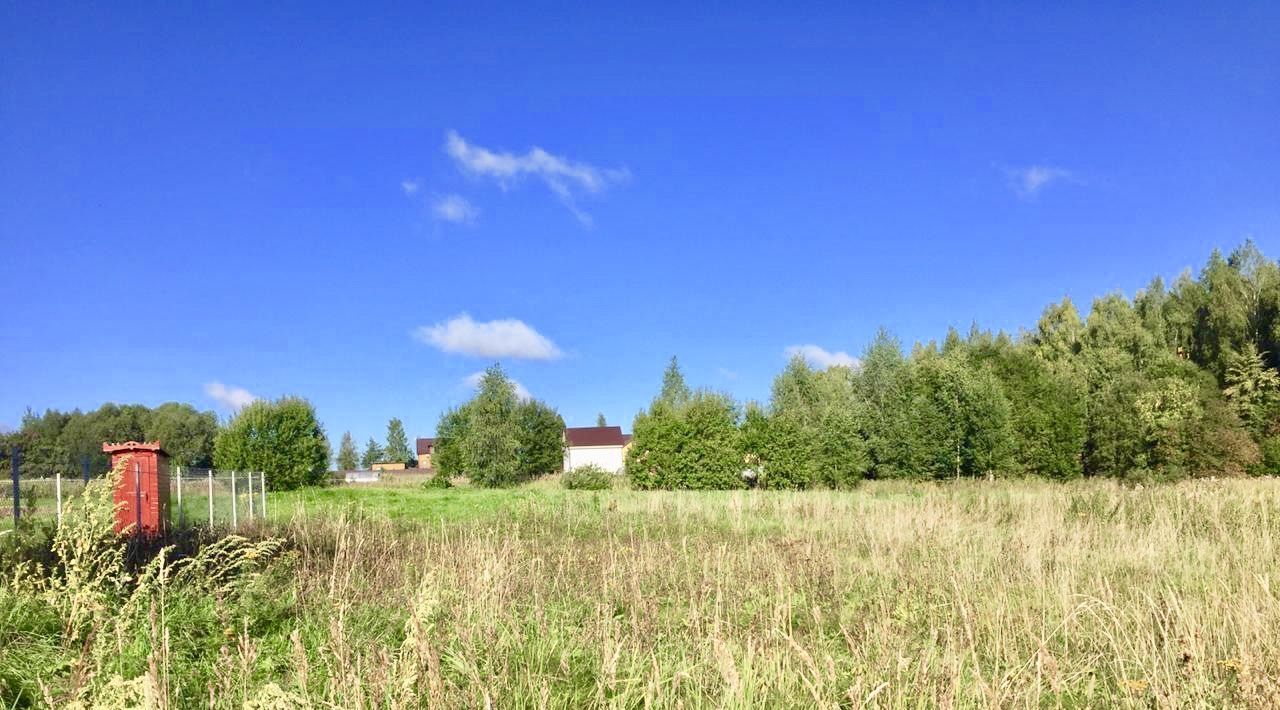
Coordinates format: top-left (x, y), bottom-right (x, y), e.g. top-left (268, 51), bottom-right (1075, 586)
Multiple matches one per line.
top-left (718, 367), bottom-right (739, 380)
top-left (431, 193), bottom-right (479, 224)
top-left (1005, 164), bottom-right (1073, 198)
top-left (400, 179), bottom-right (421, 196)
top-left (463, 371), bottom-right (532, 401)
top-left (785, 344), bottom-right (860, 369)
top-left (444, 130), bottom-right (628, 226)
top-left (413, 313), bottom-right (562, 360)
top-left (204, 382), bottom-right (259, 410)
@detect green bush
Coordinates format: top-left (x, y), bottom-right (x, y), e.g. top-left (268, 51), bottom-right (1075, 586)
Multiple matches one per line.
top-left (421, 474), bottom-right (453, 489)
top-left (627, 392), bottom-right (745, 490)
top-left (562, 464), bottom-right (614, 490)
top-left (214, 396), bottom-right (330, 490)
top-left (0, 519), bottom-right (56, 571)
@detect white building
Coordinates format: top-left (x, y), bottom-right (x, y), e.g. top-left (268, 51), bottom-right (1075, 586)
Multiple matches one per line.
top-left (563, 426), bottom-right (631, 474)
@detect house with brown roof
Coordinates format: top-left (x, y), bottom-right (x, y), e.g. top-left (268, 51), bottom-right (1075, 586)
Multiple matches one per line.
top-left (415, 437), bottom-right (436, 470)
top-left (564, 426), bottom-right (629, 474)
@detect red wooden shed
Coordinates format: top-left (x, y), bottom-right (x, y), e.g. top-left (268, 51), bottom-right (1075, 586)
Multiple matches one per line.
top-left (103, 441), bottom-right (170, 535)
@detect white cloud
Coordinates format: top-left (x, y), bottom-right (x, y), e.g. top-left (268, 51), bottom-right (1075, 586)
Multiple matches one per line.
top-left (785, 344), bottom-right (861, 370)
top-left (463, 371), bottom-right (531, 401)
top-left (204, 382), bottom-right (259, 410)
top-left (718, 367), bottom-right (739, 380)
top-left (401, 179), bottom-right (421, 195)
top-left (1006, 165), bottom-right (1072, 198)
top-left (432, 193), bottom-right (479, 224)
top-left (413, 313), bottom-right (562, 360)
top-left (444, 130), bottom-right (628, 226)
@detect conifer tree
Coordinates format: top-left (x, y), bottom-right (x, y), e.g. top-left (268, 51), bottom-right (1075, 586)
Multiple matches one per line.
top-left (360, 438), bottom-right (384, 469)
top-left (659, 356), bottom-right (691, 407)
top-left (385, 418), bottom-right (413, 465)
top-left (336, 431), bottom-right (359, 471)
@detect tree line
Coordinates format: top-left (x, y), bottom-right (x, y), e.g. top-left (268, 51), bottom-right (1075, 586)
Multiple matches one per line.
top-left (2, 367), bottom-right (572, 491)
top-left (0, 402), bottom-right (219, 476)
top-left (334, 418), bottom-right (416, 471)
top-left (8, 242), bottom-right (1280, 491)
top-left (628, 242), bottom-right (1280, 488)
top-left (0, 397), bottom-right (335, 490)
top-left (3, 399), bottom-right (453, 491)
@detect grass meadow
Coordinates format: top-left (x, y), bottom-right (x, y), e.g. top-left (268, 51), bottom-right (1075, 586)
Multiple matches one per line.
top-left (4, 474), bottom-right (1280, 708)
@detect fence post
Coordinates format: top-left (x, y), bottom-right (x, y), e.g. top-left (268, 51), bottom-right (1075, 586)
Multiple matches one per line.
top-left (82, 455), bottom-right (90, 485)
top-left (247, 468), bottom-right (254, 521)
top-left (176, 466), bottom-right (184, 528)
top-left (207, 469), bottom-right (213, 527)
top-left (230, 471), bottom-right (238, 529)
top-left (55, 472), bottom-right (62, 527)
top-left (134, 461), bottom-right (142, 534)
top-left (10, 446), bottom-right (19, 526)
top-left (260, 472), bottom-right (267, 519)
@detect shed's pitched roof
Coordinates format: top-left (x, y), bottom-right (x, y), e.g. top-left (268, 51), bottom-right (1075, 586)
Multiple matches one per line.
top-left (564, 426), bottom-right (626, 447)
top-left (103, 440), bottom-right (168, 455)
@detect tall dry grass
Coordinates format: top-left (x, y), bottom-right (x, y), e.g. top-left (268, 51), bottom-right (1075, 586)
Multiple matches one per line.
top-left (5, 477), bottom-right (1280, 707)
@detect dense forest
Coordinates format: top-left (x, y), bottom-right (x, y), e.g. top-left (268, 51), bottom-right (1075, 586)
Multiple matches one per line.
top-left (628, 242), bottom-right (1280, 487)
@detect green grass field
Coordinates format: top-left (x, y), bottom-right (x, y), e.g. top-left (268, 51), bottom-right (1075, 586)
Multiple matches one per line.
top-left (269, 481), bottom-right (575, 525)
top-left (6, 475), bottom-right (1280, 708)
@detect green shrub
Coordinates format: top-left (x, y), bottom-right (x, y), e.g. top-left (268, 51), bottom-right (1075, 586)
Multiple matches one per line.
top-left (1260, 435), bottom-right (1280, 475)
top-left (563, 464), bottom-right (614, 490)
top-left (421, 474), bottom-right (453, 489)
top-left (0, 519), bottom-right (56, 571)
top-left (627, 392), bottom-right (745, 490)
top-left (213, 396), bottom-right (330, 490)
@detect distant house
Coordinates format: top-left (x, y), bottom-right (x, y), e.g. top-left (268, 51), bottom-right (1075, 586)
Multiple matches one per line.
top-left (370, 461), bottom-right (406, 472)
top-left (339, 470), bottom-right (380, 484)
top-left (416, 438), bottom-right (436, 470)
top-left (564, 426), bottom-right (630, 474)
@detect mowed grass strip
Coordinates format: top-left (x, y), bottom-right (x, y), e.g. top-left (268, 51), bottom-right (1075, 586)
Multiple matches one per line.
top-left (272, 483), bottom-right (577, 525)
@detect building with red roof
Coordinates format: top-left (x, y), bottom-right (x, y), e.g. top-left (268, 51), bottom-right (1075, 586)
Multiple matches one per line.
top-left (563, 426), bottom-right (629, 474)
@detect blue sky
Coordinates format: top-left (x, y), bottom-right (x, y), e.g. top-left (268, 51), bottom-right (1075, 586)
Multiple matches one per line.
top-left (2, 2), bottom-right (1278, 448)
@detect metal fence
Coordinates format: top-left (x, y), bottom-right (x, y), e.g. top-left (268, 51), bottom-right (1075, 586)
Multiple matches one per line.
top-left (3, 457), bottom-right (269, 532)
top-left (171, 468), bottom-right (269, 529)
